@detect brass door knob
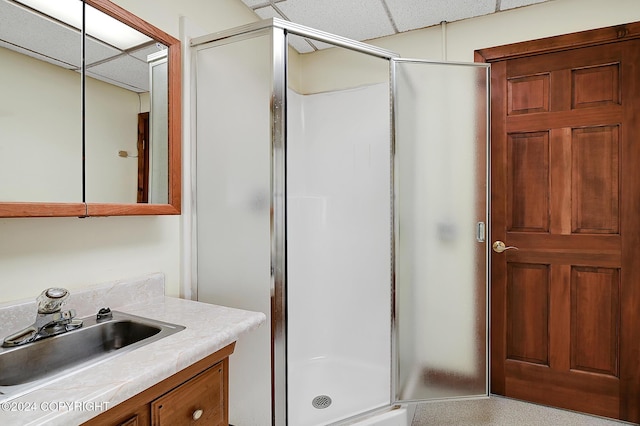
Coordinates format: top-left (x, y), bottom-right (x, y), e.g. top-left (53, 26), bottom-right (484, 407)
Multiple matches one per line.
top-left (492, 241), bottom-right (519, 253)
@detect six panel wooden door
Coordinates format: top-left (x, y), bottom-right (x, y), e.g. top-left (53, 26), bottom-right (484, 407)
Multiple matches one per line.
top-left (489, 39), bottom-right (640, 423)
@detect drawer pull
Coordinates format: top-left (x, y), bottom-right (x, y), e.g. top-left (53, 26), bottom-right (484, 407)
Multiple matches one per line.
top-left (192, 409), bottom-right (204, 420)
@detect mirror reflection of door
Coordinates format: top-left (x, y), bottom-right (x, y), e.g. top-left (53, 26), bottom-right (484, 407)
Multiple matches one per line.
top-left (137, 112), bottom-right (149, 203)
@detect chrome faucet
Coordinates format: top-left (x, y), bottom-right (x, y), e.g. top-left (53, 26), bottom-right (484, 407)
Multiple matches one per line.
top-left (2, 288), bottom-right (83, 347)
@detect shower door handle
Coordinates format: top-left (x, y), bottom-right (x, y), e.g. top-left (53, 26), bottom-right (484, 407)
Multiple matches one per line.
top-left (492, 241), bottom-right (519, 253)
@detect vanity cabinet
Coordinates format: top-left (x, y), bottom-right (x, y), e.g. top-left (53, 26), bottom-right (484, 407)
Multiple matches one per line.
top-left (82, 343), bottom-right (234, 426)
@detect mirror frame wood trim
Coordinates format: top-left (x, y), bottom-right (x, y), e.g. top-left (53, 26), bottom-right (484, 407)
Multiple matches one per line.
top-left (0, 203), bottom-right (87, 218)
top-left (0, 0), bottom-right (181, 218)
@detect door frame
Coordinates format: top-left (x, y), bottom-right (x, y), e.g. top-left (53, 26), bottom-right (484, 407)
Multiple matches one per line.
top-left (475, 20), bottom-right (640, 422)
top-left (475, 22), bottom-right (640, 63)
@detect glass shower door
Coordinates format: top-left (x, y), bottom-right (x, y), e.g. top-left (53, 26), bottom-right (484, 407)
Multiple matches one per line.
top-left (393, 59), bottom-right (490, 402)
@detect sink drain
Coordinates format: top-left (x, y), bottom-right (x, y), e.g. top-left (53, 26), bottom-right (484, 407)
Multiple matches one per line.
top-left (312, 395), bottom-right (332, 409)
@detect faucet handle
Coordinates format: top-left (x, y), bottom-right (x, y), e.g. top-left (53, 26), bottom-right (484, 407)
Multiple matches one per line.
top-left (96, 307), bottom-right (113, 321)
top-left (36, 288), bottom-right (70, 314)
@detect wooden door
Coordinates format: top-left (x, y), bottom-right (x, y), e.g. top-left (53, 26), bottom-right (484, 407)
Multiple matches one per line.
top-left (137, 112), bottom-right (150, 203)
top-left (478, 25), bottom-right (640, 423)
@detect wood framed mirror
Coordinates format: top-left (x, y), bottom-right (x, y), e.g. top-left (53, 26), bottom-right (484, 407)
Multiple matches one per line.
top-left (0, 0), bottom-right (181, 217)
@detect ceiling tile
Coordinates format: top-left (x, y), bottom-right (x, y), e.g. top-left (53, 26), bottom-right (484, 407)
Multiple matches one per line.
top-left (255, 5), bottom-right (280, 20)
top-left (0, 0), bottom-right (81, 68)
top-left (385, 0), bottom-right (496, 32)
top-left (287, 35), bottom-right (315, 54)
top-left (302, 39), bottom-right (338, 51)
top-left (256, 5), bottom-right (340, 53)
top-left (255, 5), bottom-right (312, 52)
top-left (85, 36), bottom-right (122, 65)
top-left (277, 0), bottom-right (396, 42)
top-left (500, 0), bottom-right (549, 10)
top-left (87, 54), bottom-right (149, 92)
top-left (243, 0), bottom-right (274, 7)
top-left (288, 33), bottom-right (339, 54)
top-left (129, 44), bottom-right (166, 62)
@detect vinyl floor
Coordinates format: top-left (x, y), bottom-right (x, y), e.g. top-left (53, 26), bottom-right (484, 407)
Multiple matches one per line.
top-left (411, 396), bottom-right (635, 426)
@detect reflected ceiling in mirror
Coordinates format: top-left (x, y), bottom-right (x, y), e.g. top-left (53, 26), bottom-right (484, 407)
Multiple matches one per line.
top-left (85, 5), bottom-right (163, 92)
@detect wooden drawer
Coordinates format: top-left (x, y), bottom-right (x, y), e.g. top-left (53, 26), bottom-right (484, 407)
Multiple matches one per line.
top-left (152, 362), bottom-right (226, 425)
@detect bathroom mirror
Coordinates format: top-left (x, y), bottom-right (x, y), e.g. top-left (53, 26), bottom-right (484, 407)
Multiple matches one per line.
top-left (0, 0), bottom-right (181, 217)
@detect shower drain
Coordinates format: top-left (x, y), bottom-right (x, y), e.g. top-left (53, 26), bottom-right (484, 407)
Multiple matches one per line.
top-left (312, 395), bottom-right (332, 409)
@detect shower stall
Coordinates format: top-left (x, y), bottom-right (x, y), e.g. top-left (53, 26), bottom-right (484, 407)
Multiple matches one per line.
top-left (191, 18), bottom-right (489, 426)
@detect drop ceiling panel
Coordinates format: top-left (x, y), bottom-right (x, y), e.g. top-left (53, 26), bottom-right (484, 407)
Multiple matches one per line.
top-left (254, 5), bottom-right (276, 17)
top-left (85, 36), bottom-right (122, 65)
top-left (0, 0), bottom-right (81, 68)
top-left (87, 54), bottom-right (149, 92)
top-left (292, 36), bottom-right (336, 53)
top-left (500, 0), bottom-right (549, 10)
top-left (255, 5), bottom-right (307, 52)
top-left (385, 0), bottom-right (496, 32)
top-left (130, 44), bottom-right (166, 62)
top-left (255, 5), bottom-right (335, 53)
top-left (277, 0), bottom-right (396, 42)
top-left (287, 38), bottom-right (314, 54)
top-left (243, 0), bottom-right (285, 7)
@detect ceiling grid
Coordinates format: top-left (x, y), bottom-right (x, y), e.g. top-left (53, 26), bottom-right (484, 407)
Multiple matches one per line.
top-left (247, 0), bottom-right (553, 53)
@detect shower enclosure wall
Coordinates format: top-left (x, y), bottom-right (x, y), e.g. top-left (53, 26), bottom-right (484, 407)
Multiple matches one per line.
top-left (192, 19), bottom-right (489, 426)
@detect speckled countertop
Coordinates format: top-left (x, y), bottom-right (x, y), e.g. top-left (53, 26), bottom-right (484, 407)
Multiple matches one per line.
top-left (0, 273), bottom-right (266, 426)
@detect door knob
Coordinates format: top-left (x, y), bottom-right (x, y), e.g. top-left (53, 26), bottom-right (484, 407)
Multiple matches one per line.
top-left (492, 241), bottom-right (518, 253)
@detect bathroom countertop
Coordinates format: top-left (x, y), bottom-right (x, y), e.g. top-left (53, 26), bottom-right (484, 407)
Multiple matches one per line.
top-left (0, 274), bottom-right (266, 426)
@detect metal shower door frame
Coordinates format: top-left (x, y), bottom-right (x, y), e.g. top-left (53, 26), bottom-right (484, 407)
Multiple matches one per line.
top-left (390, 57), bottom-right (491, 406)
top-left (269, 20), bottom-right (399, 426)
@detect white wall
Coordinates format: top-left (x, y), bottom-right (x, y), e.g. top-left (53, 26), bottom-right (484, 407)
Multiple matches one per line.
top-left (85, 75), bottom-right (141, 204)
top-left (0, 47), bottom-right (82, 203)
top-left (0, 0), bottom-right (259, 303)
